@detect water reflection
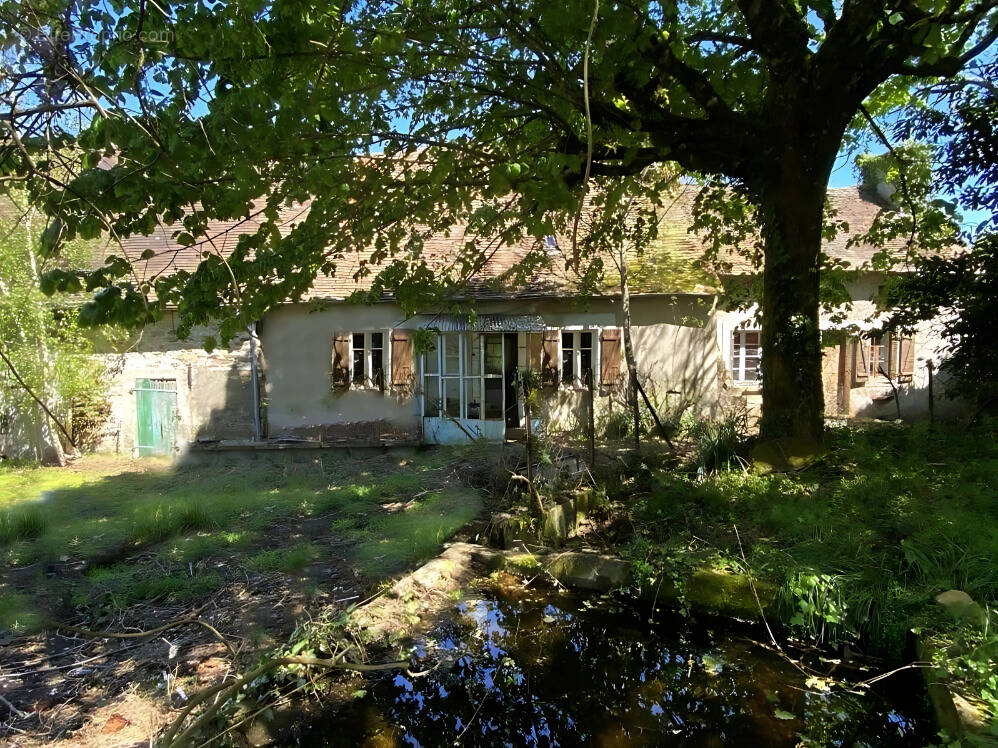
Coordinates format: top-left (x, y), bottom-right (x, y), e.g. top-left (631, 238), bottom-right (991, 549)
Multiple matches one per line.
top-left (296, 576), bottom-right (931, 747)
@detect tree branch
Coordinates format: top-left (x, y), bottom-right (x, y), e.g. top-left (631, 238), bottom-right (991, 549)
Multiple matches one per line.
top-left (0, 344), bottom-right (76, 449)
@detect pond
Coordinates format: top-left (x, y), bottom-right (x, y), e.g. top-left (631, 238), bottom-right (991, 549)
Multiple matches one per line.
top-left (286, 575), bottom-right (932, 746)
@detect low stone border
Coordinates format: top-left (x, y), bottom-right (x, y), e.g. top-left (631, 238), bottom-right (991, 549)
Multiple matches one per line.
top-left (482, 544), bottom-right (779, 622)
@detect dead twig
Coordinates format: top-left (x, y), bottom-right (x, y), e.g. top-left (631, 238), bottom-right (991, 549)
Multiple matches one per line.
top-left (0, 692), bottom-right (28, 719)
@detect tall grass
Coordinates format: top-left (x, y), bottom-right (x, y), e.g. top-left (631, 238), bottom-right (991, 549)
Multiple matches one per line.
top-left (682, 405), bottom-right (750, 474)
top-left (0, 506), bottom-right (47, 543)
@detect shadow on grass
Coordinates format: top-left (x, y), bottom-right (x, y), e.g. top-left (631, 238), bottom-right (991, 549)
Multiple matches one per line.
top-left (0, 446), bottom-right (487, 635)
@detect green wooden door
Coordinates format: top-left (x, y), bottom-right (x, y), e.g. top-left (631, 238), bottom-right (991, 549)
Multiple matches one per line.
top-left (135, 379), bottom-right (178, 456)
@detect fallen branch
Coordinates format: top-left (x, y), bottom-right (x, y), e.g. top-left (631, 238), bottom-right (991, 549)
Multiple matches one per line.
top-left (160, 654), bottom-right (408, 747)
top-left (634, 377), bottom-right (675, 450)
top-left (55, 616), bottom-right (239, 664)
top-left (509, 472), bottom-right (545, 516)
top-left (0, 692), bottom-right (28, 719)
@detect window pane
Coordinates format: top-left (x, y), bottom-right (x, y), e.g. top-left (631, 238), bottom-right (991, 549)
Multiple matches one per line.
top-left (353, 333), bottom-right (364, 349)
top-left (371, 351), bottom-right (384, 388)
top-left (444, 378), bottom-right (461, 417)
top-left (484, 379), bottom-right (503, 419)
top-left (423, 376), bottom-right (440, 417)
top-left (562, 331), bottom-right (574, 350)
top-left (580, 349), bottom-right (592, 384)
top-left (464, 333), bottom-right (482, 377)
top-left (370, 331), bottom-right (383, 349)
top-left (580, 331), bottom-right (592, 349)
top-left (743, 357), bottom-right (760, 381)
top-left (876, 336), bottom-right (889, 373)
top-left (562, 349), bottom-right (574, 382)
top-left (464, 377), bottom-right (481, 419)
top-left (743, 331), bottom-right (759, 347)
top-left (484, 334), bottom-right (503, 376)
top-left (444, 334), bottom-right (460, 375)
top-left (352, 349), bottom-right (365, 384)
top-left (423, 342), bottom-right (438, 374)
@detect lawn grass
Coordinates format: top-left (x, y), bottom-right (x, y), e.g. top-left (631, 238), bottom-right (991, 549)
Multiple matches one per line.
top-left (0, 448), bottom-right (485, 634)
top-left (615, 420), bottom-right (998, 723)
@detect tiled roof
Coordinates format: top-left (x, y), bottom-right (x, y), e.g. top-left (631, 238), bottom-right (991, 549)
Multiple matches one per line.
top-left (10, 185), bottom-right (906, 301)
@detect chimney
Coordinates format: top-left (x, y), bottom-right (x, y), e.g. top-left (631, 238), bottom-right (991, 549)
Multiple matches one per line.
top-left (856, 152), bottom-right (897, 205)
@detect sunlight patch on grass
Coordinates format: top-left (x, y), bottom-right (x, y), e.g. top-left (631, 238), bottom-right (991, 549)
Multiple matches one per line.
top-left (0, 591), bottom-right (44, 634)
top-left (347, 489), bottom-right (482, 577)
top-left (2, 449), bottom-right (485, 624)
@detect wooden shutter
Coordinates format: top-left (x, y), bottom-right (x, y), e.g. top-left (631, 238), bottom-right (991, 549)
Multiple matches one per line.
top-left (541, 329), bottom-right (559, 387)
top-left (391, 329), bottom-right (413, 387)
top-left (332, 332), bottom-right (351, 390)
top-left (527, 332), bottom-right (543, 371)
top-left (853, 338), bottom-right (869, 383)
top-left (898, 336), bottom-right (915, 380)
top-left (600, 328), bottom-right (623, 387)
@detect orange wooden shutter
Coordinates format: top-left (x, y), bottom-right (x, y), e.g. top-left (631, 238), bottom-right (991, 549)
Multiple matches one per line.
top-left (541, 329), bottom-right (559, 387)
top-left (600, 328), bottom-right (623, 387)
top-left (332, 332), bottom-right (351, 390)
top-left (391, 329), bottom-right (413, 387)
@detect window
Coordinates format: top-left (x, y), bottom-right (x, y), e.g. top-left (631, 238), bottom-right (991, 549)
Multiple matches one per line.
top-left (731, 330), bottom-right (761, 383)
top-left (351, 332), bottom-right (384, 388)
top-left (561, 331), bottom-right (594, 388)
top-left (861, 332), bottom-right (914, 381)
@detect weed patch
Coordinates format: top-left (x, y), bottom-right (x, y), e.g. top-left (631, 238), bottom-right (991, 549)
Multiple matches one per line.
top-left (347, 490), bottom-right (483, 577)
top-left (0, 591), bottom-right (44, 634)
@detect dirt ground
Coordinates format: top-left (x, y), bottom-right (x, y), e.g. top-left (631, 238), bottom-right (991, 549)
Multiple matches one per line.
top-left (0, 446), bottom-right (502, 746)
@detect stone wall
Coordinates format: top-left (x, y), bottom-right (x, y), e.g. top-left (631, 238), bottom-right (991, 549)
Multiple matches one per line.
top-left (95, 315), bottom-right (258, 454)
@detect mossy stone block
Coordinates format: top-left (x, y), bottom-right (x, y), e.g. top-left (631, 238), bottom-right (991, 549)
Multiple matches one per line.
top-left (683, 569), bottom-right (778, 620)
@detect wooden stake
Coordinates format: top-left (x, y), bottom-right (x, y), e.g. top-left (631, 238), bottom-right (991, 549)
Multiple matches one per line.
top-left (587, 368), bottom-right (596, 468)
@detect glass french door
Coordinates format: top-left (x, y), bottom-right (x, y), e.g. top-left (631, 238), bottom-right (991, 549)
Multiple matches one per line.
top-left (422, 332), bottom-right (508, 442)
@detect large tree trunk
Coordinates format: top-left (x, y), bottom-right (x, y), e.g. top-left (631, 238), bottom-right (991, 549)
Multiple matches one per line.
top-left (757, 159), bottom-right (832, 444)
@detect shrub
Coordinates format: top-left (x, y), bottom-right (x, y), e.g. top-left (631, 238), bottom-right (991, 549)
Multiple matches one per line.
top-left (683, 406), bottom-right (750, 474)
